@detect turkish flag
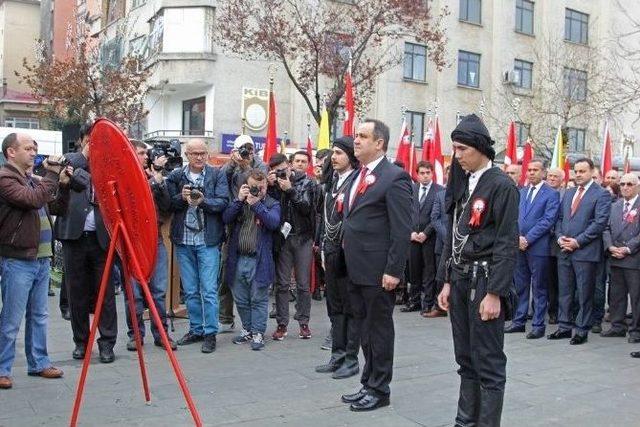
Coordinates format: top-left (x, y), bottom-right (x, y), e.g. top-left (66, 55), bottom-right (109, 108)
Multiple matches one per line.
top-left (505, 121), bottom-right (517, 166)
top-left (263, 90), bottom-right (278, 163)
top-left (343, 67), bottom-right (355, 137)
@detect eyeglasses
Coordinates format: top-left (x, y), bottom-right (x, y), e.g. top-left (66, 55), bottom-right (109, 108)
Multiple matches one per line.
top-left (187, 152), bottom-right (207, 158)
top-left (620, 182), bottom-right (636, 187)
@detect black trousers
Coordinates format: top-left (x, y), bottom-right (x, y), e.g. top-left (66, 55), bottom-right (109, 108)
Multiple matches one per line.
top-left (349, 281), bottom-right (395, 396)
top-left (59, 271), bottom-right (69, 313)
top-left (547, 256), bottom-right (559, 318)
top-left (609, 266), bottom-right (640, 336)
top-left (324, 249), bottom-right (360, 368)
top-left (62, 232), bottom-right (117, 349)
top-left (408, 240), bottom-right (437, 309)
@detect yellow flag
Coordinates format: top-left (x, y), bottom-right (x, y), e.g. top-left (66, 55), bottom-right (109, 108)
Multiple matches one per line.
top-left (317, 107), bottom-right (330, 150)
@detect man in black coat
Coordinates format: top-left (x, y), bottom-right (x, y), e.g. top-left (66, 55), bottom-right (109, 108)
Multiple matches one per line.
top-left (339, 119), bottom-right (413, 411)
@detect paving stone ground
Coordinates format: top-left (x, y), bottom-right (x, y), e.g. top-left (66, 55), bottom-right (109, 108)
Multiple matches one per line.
top-left (1, 293), bottom-right (640, 426)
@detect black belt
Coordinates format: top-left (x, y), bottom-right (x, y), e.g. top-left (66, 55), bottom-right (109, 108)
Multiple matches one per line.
top-left (82, 231), bottom-right (97, 238)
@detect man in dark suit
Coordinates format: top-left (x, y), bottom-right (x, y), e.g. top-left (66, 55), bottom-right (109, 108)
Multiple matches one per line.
top-left (339, 119), bottom-right (412, 411)
top-left (602, 173), bottom-right (640, 344)
top-left (430, 188), bottom-right (448, 318)
top-left (546, 168), bottom-right (566, 324)
top-left (403, 160), bottom-right (443, 316)
top-left (54, 123), bottom-right (117, 363)
top-left (548, 158), bottom-right (611, 345)
top-left (506, 159), bottom-right (560, 338)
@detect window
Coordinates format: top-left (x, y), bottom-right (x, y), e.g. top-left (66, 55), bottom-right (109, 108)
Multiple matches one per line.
top-left (406, 111), bottom-right (425, 148)
top-left (163, 7), bottom-right (214, 54)
top-left (567, 128), bottom-right (586, 152)
top-left (129, 35), bottom-right (147, 58)
top-left (403, 42), bottom-right (427, 81)
top-left (564, 68), bottom-right (587, 101)
top-left (460, 0), bottom-right (481, 24)
top-left (515, 122), bottom-right (530, 147)
top-left (131, 0), bottom-right (146, 8)
top-left (182, 97), bottom-right (206, 135)
top-left (565, 8), bottom-right (588, 44)
top-left (101, 37), bottom-right (122, 68)
top-left (515, 0), bottom-right (534, 35)
top-left (4, 117), bottom-right (39, 129)
top-left (513, 59), bottom-right (533, 89)
top-left (458, 51), bottom-right (481, 88)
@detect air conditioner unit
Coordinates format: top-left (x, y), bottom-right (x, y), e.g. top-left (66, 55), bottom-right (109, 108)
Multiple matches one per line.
top-left (503, 71), bottom-right (521, 85)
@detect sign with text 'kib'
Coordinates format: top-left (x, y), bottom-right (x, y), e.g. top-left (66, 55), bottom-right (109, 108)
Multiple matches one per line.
top-left (242, 87), bottom-right (269, 132)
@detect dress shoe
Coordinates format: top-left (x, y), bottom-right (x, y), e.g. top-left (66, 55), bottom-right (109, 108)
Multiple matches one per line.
top-left (99, 348), bottom-right (115, 363)
top-left (332, 364), bottom-right (359, 379)
top-left (547, 329), bottom-right (572, 340)
top-left (155, 337), bottom-right (178, 351)
top-left (177, 331), bottom-right (203, 346)
top-left (400, 303), bottom-right (421, 313)
top-left (72, 344), bottom-right (86, 360)
top-left (504, 324), bottom-right (525, 333)
top-left (526, 330), bottom-right (545, 339)
top-left (591, 323), bottom-right (602, 334)
top-left (201, 334), bottom-right (217, 353)
top-left (127, 338), bottom-right (143, 352)
top-left (0, 376), bottom-right (12, 389)
top-left (61, 310), bottom-right (71, 321)
top-left (28, 367), bottom-right (63, 379)
top-left (315, 360), bottom-right (340, 373)
top-left (422, 308), bottom-right (447, 318)
top-left (631, 351), bottom-right (640, 358)
top-left (548, 314), bottom-right (558, 325)
top-left (600, 328), bottom-right (626, 338)
top-left (350, 392), bottom-right (390, 412)
top-left (570, 334), bottom-right (588, 345)
top-left (341, 387), bottom-right (368, 403)
top-left (628, 336), bottom-right (640, 344)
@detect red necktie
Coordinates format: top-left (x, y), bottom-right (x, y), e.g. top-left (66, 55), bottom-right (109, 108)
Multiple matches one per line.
top-left (350, 167), bottom-right (368, 208)
top-left (570, 186), bottom-right (585, 216)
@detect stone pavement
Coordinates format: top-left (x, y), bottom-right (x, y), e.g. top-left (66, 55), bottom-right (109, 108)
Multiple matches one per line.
top-left (1, 294), bottom-right (640, 427)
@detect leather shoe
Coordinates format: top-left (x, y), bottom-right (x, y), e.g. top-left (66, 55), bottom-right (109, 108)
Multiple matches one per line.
top-left (504, 324), bottom-right (525, 333)
top-left (72, 344), bottom-right (86, 360)
top-left (61, 310), bottom-right (71, 321)
top-left (628, 336), bottom-right (640, 344)
top-left (350, 392), bottom-right (390, 412)
top-left (28, 367), bottom-right (63, 379)
top-left (154, 338), bottom-right (178, 351)
top-left (591, 324), bottom-right (602, 334)
top-left (570, 334), bottom-right (588, 345)
top-left (400, 303), bottom-right (421, 313)
top-left (315, 360), bottom-right (340, 373)
top-left (526, 330), bottom-right (544, 339)
top-left (600, 328), bottom-right (626, 338)
top-left (332, 364), bottom-right (359, 379)
top-left (631, 351), bottom-right (640, 358)
top-left (341, 387), bottom-right (368, 403)
top-left (127, 338), bottom-right (143, 352)
top-left (422, 308), bottom-right (447, 318)
top-left (99, 348), bottom-right (115, 363)
top-left (0, 376), bottom-right (12, 389)
top-left (547, 329), bottom-right (571, 340)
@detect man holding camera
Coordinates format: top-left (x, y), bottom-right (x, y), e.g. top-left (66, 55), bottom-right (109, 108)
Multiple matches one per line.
top-left (124, 141), bottom-right (177, 351)
top-left (166, 139), bottom-right (229, 353)
top-left (223, 169), bottom-right (280, 350)
top-left (267, 153), bottom-right (316, 340)
top-left (0, 133), bottom-right (72, 389)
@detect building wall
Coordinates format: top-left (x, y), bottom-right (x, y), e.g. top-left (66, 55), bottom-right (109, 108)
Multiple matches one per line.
top-left (1, 0), bottom-right (40, 91)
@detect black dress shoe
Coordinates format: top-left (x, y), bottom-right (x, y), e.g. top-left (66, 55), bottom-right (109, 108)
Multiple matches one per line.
top-left (341, 387), bottom-right (368, 403)
top-left (350, 393), bottom-right (390, 412)
top-left (628, 336), bottom-right (640, 344)
top-left (547, 329), bottom-right (572, 340)
top-left (201, 334), bottom-right (217, 353)
top-left (72, 344), bottom-right (86, 360)
top-left (154, 337), bottom-right (178, 351)
top-left (526, 330), bottom-right (544, 339)
top-left (631, 351), bottom-right (640, 358)
top-left (569, 334), bottom-right (588, 345)
top-left (61, 310), bottom-right (71, 321)
top-left (400, 303), bottom-right (421, 313)
top-left (600, 328), bottom-right (626, 338)
top-left (332, 364), bottom-right (359, 379)
top-left (504, 324), bottom-right (525, 333)
top-left (177, 332), bottom-right (203, 346)
top-left (126, 338), bottom-right (143, 352)
top-left (99, 348), bottom-right (115, 363)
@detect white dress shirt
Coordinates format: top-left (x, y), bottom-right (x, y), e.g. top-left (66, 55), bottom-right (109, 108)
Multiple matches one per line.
top-left (571, 179), bottom-right (594, 205)
top-left (419, 181), bottom-right (432, 202)
top-left (336, 168), bottom-right (354, 190)
top-left (349, 155), bottom-right (385, 206)
top-left (468, 161), bottom-right (493, 196)
top-left (525, 181), bottom-right (543, 204)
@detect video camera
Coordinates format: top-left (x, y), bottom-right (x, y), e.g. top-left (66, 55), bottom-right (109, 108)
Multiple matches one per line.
top-left (148, 139), bottom-right (183, 172)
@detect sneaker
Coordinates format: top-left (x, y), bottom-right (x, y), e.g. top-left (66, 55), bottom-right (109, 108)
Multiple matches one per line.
top-left (154, 337), bottom-right (178, 351)
top-left (299, 324), bottom-right (312, 339)
top-left (251, 333), bottom-right (265, 351)
top-left (219, 322), bottom-right (235, 334)
top-left (126, 338), bottom-right (144, 351)
top-left (177, 332), bottom-right (204, 346)
top-left (321, 333), bottom-right (332, 350)
top-left (233, 329), bottom-right (252, 344)
top-left (272, 325), bottom-right (288, 341)
top-left (201, 334), bottom-right (217, 353)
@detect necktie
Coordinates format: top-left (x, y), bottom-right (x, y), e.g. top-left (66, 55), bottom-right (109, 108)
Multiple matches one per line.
top-left (570, 186), bottom-right (585, 216)
top-left (624, 201), bottom-right (631, 221)
top-left (419, 185), bottom-right (427, 204)
top-left (350, 167), bottom-right (368, 208)
top-left (525, 186), bottom-right (534, 209)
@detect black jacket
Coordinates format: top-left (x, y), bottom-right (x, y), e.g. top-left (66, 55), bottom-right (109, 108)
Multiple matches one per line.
top-left (268, 170), bottom-right (316, 239)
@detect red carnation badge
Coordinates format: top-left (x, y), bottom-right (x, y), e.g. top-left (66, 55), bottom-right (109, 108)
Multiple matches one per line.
top-left (626, 209), bottom-right (638, 224)
top-left (336, 193), bottom-right (345, 213)
top-left (358, 173), bottom-right (377, 195)
top-left (469, 198), bottom-right (487, 227)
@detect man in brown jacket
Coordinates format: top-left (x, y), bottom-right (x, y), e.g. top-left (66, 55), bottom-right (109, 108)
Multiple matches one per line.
top-left (0, 133), bottom-right (71, 389)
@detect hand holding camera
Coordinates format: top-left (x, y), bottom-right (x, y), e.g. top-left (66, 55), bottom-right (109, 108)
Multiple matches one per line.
top-left (43, 155), bottom-right (69, 174)
top-left (247, 185), bottom-right (261, 206)
top-left (238, 184), bottom-right (250, 202)
top-left (59, 166), bottom-right (74, 186)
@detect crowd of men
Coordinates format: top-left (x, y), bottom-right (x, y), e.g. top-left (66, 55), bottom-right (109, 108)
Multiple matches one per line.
top-left (0, 114), bottom-right (639, 424)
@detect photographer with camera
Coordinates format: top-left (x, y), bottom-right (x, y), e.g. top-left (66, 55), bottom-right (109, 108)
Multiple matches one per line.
top-left (166, 139), bottom-right (229, 353)
top-left (222, 169), bottom-right (280, 350)
top-left (124, 141), bottom-right (178, 351)
top-left (267, 153), bottom-right (316, 341)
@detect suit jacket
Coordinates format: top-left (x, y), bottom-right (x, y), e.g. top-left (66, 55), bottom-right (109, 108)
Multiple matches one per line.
top-left (342, 157), bottom-right (413, 286)
top-left (518, 183), bottom-right (560, 256)
top-left (430, 189), bottom-right (448, 255)
top-left (603, 197), bottom-right (640, 269)
top-left (53, 152), bottom-right (110, 250)
top-left (411, 182), bottom-right (443, 236)
top-left (555, 182), bottom-right (611, 262)
top-left (549, 187), bottom-right (566, 257)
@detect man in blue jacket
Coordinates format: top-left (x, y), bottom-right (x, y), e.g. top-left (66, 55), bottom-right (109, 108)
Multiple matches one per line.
top-left (223, 169), bottom-right (280, 350)
top-left (505, 159), bottom-right (560, 338)
top-left (166, 139), bottom-right (229, 353)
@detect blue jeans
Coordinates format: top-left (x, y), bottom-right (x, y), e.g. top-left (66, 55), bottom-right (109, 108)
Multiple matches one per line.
top-left (124, 241), bottom-right (169, 342)
top-left (175, 244), bottom-right (220, 336)
top-left (0, 257), bottom-right (52, 376)
top-left (231, 256), bottom-right (269, 334)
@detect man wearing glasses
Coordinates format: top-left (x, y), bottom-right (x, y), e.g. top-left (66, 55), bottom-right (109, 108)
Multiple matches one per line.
top-left (166, 139), bottom-right (229, 353)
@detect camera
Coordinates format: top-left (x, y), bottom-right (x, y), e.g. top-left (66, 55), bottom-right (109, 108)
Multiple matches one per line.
top-left (249, 186), bottom-right (260, 197)
top-left (186, 184), bottom-right (204, 200)
top-left (275, 169), bottom-right (288, 179)
top-left (46, 155), bottom-right (70, 167)
top-left (148, 139), bottom-right (183, 172)
top-left (238, 144), bottom-right (252, 160)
